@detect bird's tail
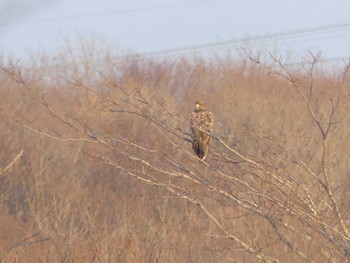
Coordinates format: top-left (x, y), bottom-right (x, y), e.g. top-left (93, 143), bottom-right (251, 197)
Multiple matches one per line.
top-left (196, 141), bottom-right (208, 160)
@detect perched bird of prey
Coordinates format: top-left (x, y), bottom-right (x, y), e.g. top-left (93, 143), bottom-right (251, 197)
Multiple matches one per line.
top-left (190, 100), bottom-right (214, 160)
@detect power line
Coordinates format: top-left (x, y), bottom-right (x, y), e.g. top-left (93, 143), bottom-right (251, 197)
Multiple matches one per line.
top-left (1, 2), bottom-right (349, 63)
top-left (1, 17), bottom-right (349, 70)
top-left (136, 21), bottom-right (350, 58)
top-left (0, 0), bottom-right (232, 27)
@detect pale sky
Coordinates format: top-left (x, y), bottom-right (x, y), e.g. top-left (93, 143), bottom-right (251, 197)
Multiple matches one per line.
top-left (0, 0), bottom-right (350, 64)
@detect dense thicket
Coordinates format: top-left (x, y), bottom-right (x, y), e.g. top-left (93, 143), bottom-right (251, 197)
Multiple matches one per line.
top-left (0, 47), bottom-right (350, 262)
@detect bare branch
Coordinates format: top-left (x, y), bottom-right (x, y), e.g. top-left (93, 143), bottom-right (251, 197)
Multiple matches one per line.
top-left (0, 150), bottom-right (23, 176)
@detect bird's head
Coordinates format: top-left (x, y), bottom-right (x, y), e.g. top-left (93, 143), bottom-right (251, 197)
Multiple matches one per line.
top-left (194, 100), bottom-right (206, 112)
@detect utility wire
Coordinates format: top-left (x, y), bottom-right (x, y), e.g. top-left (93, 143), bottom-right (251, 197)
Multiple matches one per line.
top-left (137, 21), bottom-right (350, 58)
top-left (0, 0), bottom-right (233, 27)
top-left (2, 15), bottom-right (349, 70)
top-left (1, 2), bottom-right (350, 60)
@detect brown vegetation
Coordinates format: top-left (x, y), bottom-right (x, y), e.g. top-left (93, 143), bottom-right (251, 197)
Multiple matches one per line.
top-left (0, 46), bottom-right (350, 262)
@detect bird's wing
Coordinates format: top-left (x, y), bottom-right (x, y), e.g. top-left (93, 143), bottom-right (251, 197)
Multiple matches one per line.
top-left (205, 111), bottom-right (214, 133)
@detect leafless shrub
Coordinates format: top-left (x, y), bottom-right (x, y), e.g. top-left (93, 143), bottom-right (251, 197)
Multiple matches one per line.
top-left (0, 47), bottom-right (350, 262)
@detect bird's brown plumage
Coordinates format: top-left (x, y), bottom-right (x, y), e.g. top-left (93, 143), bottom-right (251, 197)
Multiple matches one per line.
top-left (189, 100), bottom-right (214, 160)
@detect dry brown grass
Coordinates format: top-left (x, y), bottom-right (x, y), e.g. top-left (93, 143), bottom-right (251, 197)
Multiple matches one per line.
top-left (0, 45), bottom-right (350, 262)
